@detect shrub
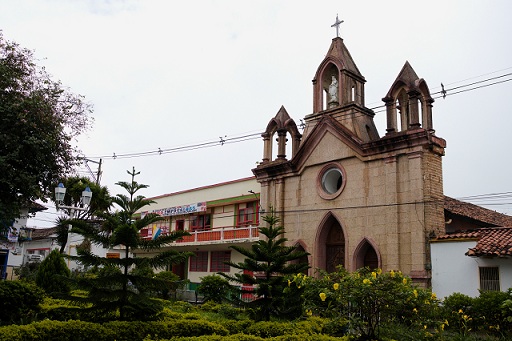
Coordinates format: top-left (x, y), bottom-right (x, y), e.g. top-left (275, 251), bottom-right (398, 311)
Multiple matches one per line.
top-left (0, 319), bottom-right (228, 341)
top-left (222, 320), bottom-right (254, 334)
top-left (0, 320), bottom-right (112, 341)
top-left (294, 267), bottom-right (441, 340)
top-left (198, 274), bottom-right (232, 303)
top-left (13, 262), bottom-right (40, 282)
top-left (0, 280), bottom-right (45, 324)
top-left (35, 249), bottom-right (71, 297)
top-left (154, 271), bottom-right (187, 299)
top-left (441, 292), bottom-right (476, 333)
top-left (473, 290), bottom-right (512, 335)
top-left (245, 321), bottom-right (295, 338)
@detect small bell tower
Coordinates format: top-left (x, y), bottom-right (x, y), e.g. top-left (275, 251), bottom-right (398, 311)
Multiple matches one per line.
top-left (303, 17), bottom-right (379, 143)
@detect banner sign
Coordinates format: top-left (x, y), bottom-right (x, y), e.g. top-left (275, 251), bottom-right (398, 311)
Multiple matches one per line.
top-left (142, 202), bottom-right (206, 218)
top-left (7, 230), bottom-right (18, 243)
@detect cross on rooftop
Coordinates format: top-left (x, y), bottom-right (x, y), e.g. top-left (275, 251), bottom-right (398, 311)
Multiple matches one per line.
top-left (331, 14), bottom-right (344, 37)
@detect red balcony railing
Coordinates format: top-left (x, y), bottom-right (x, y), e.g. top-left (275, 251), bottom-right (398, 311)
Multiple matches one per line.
top-left (175, 225), bottom-right (259, 244)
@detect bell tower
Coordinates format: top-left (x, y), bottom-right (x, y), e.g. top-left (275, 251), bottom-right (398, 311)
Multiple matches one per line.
top-left (303, 31), bottom-right (379, 143)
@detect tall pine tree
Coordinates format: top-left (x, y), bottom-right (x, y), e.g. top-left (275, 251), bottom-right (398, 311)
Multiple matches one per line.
top-left (67, 168), bottom-right (193, 320)
top-left (220, 210), bottom-right (309, 321)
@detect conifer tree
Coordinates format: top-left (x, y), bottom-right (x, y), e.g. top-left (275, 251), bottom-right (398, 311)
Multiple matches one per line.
top-left (67, 168), bottom-right (193, 320)
top-left (220, 210), bottom-right (309, 321)
top-left (35, 249), bottom-right (70, 297)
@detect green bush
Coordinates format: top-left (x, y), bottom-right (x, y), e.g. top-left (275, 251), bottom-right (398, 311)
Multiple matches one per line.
top-left (154, 271), bottom-right (187, 299)
top-left (197, 274), bottom-right (232, 303)
top-left (36, 249), bottom-right (71, 297)
top-left (245, 321), bottom-right (296, 338)
top-left (473, 290), bottom-right (512, 334)
top-left (222, 319), bottom-right (254, 334)
top-left (0, 319), bottom-right (228, 341)
top-left (0, 280), bottom-right (45, 324)
top-left (0, 320), bottom-right (112, 341)
top-left (13, 262), bottom-right (40, 282)
top-left (142, 334), bottom-right (348, 341)
top-left (294, 268), bottom-right (440, 340)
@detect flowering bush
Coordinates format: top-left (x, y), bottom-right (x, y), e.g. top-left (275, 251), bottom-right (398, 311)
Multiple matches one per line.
top-left (289, 267), bottom-right (440, 340)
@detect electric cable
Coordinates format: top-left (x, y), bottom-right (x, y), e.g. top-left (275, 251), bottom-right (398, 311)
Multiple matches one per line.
top-left (82, 69), bottom-right (512, 162)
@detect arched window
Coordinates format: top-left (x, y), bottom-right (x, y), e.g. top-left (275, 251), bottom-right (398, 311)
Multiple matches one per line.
top-left (354, 239), bottom-right (380, 270)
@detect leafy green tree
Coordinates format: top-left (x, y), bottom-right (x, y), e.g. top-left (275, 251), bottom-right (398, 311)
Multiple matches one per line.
top-left (67, 168), bottom-right (193, 320)
top-left (0, 32), bottom-right (93, 224)
top-left (220, 210), bottom-right (310, 321)
top-left (35, 249), bottom-right (71, 297)
top-left (54, 176), bottom-right (111, 253)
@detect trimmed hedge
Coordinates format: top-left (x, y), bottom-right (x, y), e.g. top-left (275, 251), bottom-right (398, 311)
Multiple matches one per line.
top-left (0, 319), bottom-right (228, 341)
top-left (143, 334), bottom-right (349, 341)
top-left (0, 281), bottom-right (44, 324)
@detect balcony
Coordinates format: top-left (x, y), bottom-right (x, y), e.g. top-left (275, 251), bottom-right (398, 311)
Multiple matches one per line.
top-left (141, 225), bottom-right (260, 245)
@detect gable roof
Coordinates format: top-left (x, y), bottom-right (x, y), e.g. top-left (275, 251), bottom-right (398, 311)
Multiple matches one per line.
top-left (444, 196), bottom-right (512, 227)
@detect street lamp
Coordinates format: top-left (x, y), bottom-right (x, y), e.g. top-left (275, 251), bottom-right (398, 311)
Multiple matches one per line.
top-left (55, 182), bottom-right (93, 211)
top-left (54, 182), bottom-right (93, 260)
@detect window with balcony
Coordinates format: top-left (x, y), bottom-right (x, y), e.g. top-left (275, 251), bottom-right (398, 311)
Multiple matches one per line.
top-left (189, 251), bottom-right (208, 272)
top-left (237, 201), bottom-right (259, 227)
top-left (190, 214), bottom-right (211, 231)
top-left (210, 251), bottom-right (231, 272)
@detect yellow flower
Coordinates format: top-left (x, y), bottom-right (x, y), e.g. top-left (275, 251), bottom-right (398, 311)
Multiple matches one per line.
top-left (413, 308), bottom-right (418, 313)
top-left (306, 309), bottom-right (312, 316)
top-left (402, 278), bottom-right (407, 285)
top-left (371, 272), bottom-right (377, 279)
top-left (288, 279), bottom-right (291, 287)
top-left (431, 292), bottom-right (437, 300)
top-left (458, 309), bottom-right (463, 314)
top-left (425, 300), bottom-right (430, 305)
top-left (441, 323), bottom-right (445, 331)
top-left (319, 292), bottom-right (327, 301)
top-left (333, 283), bottom-right (339, 290)
top-left (413, 289), bottom-right (418, 298)
top-left (377, 268), bottom-right (382, 275)
top-left (390, 270), bottom-right (395, 278)
top-left (424, 325), bottom-right (427, 329)
top-left (363, 278), bottom-right (372, 285)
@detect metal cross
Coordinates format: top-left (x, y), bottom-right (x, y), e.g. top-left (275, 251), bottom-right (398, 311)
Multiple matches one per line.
top-left (331, 14), bottom-right (344, 37)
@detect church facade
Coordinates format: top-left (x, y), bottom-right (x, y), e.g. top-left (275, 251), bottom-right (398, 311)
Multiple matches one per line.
top-left (253, 37), bottom-right (446, 285)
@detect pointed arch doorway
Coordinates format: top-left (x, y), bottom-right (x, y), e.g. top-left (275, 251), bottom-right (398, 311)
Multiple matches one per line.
top-left (316, 213), bottom-right (345, 273)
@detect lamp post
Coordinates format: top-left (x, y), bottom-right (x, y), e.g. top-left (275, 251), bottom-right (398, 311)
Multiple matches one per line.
top-left (54, 182), bottom-right (93, 256)
top-left (55, 182), bottom-right (93, 211)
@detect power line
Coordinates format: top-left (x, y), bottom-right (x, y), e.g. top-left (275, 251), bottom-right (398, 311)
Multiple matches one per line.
top-left (83, 69), bottom-right (512, 162)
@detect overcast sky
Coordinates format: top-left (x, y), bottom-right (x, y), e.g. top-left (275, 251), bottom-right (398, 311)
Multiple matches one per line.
top-left (1, 0), bottom-right (511, 226)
